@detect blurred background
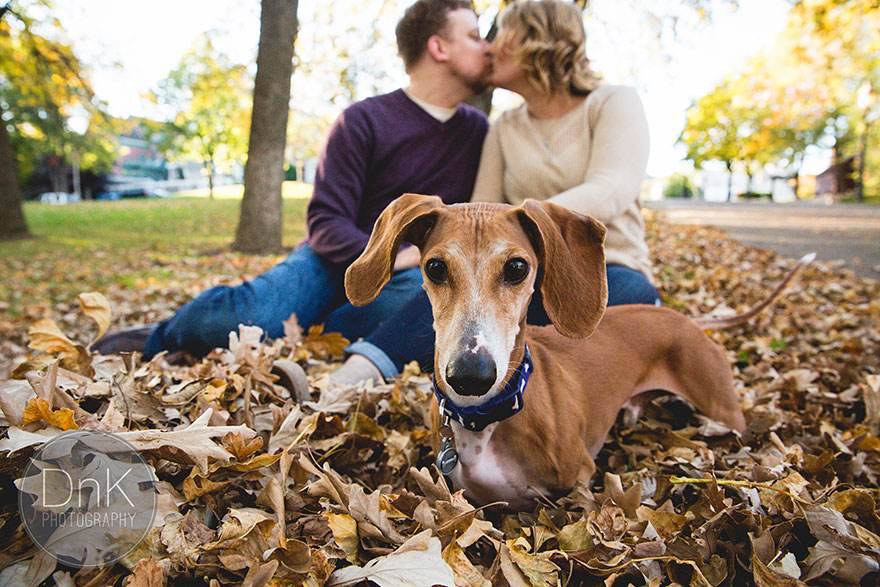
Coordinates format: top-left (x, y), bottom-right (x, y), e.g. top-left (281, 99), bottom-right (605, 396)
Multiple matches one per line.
top-left (1, 0), bottom-right (876, 211)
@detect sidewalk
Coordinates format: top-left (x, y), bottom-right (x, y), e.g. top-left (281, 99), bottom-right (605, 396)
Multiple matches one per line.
top-left (644, 199), bottom-right (880, 280)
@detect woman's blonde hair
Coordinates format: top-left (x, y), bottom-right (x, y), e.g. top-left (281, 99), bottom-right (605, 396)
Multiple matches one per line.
top-left (496, 0), bottom-right (600, 96)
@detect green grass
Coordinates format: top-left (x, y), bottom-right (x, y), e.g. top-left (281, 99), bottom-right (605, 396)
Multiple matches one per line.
top-left (2, 194), bottom-right (310, 258)
top-left (0, 195), bottom-right (311, 326)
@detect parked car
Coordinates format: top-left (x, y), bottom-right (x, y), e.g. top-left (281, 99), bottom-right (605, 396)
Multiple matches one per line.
top-left (144, 187), bottom-right (170, 198)
top-left (37, 192), bottom-right (80, 205)
top-left (108, 186), bottom-right (171, 199)
top-left (95, 191), bottom-right (121, 201)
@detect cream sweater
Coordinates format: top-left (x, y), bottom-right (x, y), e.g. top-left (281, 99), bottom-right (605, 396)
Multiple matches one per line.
top-left (472, 84), bottom-right (652, 278)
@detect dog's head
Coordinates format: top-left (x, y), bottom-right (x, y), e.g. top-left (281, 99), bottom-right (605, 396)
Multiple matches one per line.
top-left (346, 193), bottom-right (607, 406)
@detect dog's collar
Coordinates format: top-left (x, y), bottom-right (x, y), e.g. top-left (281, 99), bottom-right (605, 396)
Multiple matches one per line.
top-left (432, 344), bottom-right (533, 433)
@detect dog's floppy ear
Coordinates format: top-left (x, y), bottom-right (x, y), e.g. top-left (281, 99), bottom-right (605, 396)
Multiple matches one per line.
top-left (515, 199), bottom-right (608, 338)
top-left (345, 193), bottom-right (444, 306)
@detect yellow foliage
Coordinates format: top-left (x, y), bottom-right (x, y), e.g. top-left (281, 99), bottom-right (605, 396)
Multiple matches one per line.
top-left (21, 397), bottom-right (78, 431)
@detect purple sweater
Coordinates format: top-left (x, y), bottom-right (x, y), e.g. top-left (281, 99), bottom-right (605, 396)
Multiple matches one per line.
top-left (306, 89), bottom-right (489, 265)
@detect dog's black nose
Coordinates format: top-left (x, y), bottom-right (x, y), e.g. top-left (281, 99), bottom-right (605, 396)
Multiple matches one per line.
top-left (446, 352), bottom-right (497, 396)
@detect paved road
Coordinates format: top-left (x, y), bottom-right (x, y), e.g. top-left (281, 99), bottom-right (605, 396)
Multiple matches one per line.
top-left (644, 200), bottom-right (880, 281)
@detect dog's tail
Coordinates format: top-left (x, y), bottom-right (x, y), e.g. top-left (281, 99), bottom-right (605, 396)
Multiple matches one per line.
top-left (693, 252), bottom-right (815, 331)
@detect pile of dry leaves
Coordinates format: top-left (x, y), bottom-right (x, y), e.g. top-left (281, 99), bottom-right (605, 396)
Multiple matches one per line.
top-left (0, 219), bottom-right (878, 586)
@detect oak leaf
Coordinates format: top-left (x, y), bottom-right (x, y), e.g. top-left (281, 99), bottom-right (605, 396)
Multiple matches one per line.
top-left (28, 319), bottom-right (79, 361)
top-left (327, 530), bottom-right (454, 587)
top-left (301, 324), bottom-right (349, 360)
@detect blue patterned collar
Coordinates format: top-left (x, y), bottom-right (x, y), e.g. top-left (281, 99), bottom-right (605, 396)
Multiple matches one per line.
top-left (432, 345), bottom-right (533, 432)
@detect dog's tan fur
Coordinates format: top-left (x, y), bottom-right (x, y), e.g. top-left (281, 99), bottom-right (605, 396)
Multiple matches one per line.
top-left (346, 194), bottom-right (805, 508)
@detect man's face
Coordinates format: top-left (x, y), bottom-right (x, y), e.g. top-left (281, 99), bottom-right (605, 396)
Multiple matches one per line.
top-left (439, 9), bottom-right (491, 94)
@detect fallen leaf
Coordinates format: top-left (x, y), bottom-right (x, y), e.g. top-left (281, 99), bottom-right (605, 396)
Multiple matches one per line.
top-left (160, 511), bottom-right (215, 566)
top-left (27, 319), bottom-right (79, 361)
top-left (228, 324), bottom-right (265, 362)
top-left (637, 505), bottom-right (688, 540)
top-left (21, 397), bottom-right (78, 430)
top-left (768, 552), bottom-right (802, 580)
top-left (283, 313), bottom-right (303, 346)
top-left (124, 557), bottom-right (166, 586)
top-left (78, 292), bottom-right (112, 342)
top-left (557, 517), bottom-right (591, 552)
top-left (301, 324), bottom-right (349, 360)
top-left (115, 408), bottom-right (257, 474)
top-left (0, 379), bottom-right (36, 426)
top-left (442, 540), bottom-right (490, 587)
top-left (327, 530), bottom-right (454, 587)
top-left (802, 540), bottom-right (879, 584)
top-left (241, 560), bottom-right (279, 587)
top-left (206, 508), bottom-right (275, 550)
top-left (326, 513), bottom-right (359, 563)
top-left (0, 426), bottom-right (64, 453)
top-left (505, 538), bottom-right (559, 587)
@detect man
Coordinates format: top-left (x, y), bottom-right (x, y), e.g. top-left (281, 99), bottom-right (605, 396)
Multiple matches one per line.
top-left (96, 0), bottom-right (491, 387)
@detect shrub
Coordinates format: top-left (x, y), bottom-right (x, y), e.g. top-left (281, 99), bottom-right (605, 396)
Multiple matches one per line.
top-left (663, 173), bottom-right (695, 199)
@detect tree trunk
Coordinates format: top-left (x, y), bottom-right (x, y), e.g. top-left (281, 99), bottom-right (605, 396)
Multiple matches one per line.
top-left (857, 118), bottom-right (870, 202)
top-left (206, 157), bottom-right (215, 200)
top-left (234, 0), bottom-right (298, 254)
top-left (72, 159), bottom-right (81, 198)
top-left (0, 103), bottom-right (31, 240)
top-left (726, 161), bottom-right (734, 202)
top-left (48, 159), bottom-right (66, 193)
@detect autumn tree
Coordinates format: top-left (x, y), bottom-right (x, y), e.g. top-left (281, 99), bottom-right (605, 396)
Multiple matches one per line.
top-left (680, 68), bottom-right (826, 200)
top-left (739, 52), bottom-right (829, 197)
top-left (681, 0), bottom-right (879, 200)
top-left (679, 80), bottom-right (746, 201)
top-left (786, 0), bottom-right (879, 199)
top-left (152, 35), bottom-right (251, 199)
top-left (233, 0), bottom-right (299, 253)
top-left (0, 0), bottom-right (115, 239)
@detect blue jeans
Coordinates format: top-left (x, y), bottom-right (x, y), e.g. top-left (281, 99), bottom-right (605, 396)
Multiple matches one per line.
top-left (364, 263), bottom-right (660, 376)
top-left (143, 244), bottom-right (425, 361)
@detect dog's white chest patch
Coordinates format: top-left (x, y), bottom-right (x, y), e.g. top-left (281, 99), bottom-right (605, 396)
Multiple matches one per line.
top-left (449, 423), bottom-right (545, 508)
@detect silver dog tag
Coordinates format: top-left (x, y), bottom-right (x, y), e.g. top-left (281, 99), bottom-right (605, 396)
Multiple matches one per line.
top-left (436, 437), bottom-right (459, 475)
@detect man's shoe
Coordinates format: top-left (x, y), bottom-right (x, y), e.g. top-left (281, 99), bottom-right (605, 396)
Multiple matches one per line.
top-left (92, 324), bottom-right (157, 355)
top-left (328, 354), bottom-right (383, 388)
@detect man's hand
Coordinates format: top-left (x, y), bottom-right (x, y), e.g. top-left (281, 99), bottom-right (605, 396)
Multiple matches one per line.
top-left (393, 245), bottom-right (421, 272)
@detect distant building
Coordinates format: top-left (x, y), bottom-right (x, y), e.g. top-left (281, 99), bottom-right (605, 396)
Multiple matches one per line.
top-left (815, 157), bottom-right (856, 197)
top-left (694, 163), bottom-right (797, 202)
top-left (110, 119), bottom-right (239, 194)
top-left (114, 124), bottom-right (166, 181)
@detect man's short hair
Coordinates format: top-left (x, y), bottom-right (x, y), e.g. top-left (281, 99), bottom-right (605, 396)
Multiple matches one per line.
top-left (396, 0), bottom-right (474, 71)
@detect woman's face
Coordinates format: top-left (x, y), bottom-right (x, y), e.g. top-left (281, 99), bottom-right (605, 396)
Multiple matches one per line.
top-left (488, 32), bottom-right (527, 91)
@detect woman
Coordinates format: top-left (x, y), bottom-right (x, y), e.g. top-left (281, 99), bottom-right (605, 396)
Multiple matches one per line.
top-left (333, 0), bottom-right (660, 385)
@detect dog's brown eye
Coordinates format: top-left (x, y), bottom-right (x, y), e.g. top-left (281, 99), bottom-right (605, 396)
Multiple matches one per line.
top-left (503, 258), bottom-right (529, 284)
top-left (425, 258), bottom-right (448, 283)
